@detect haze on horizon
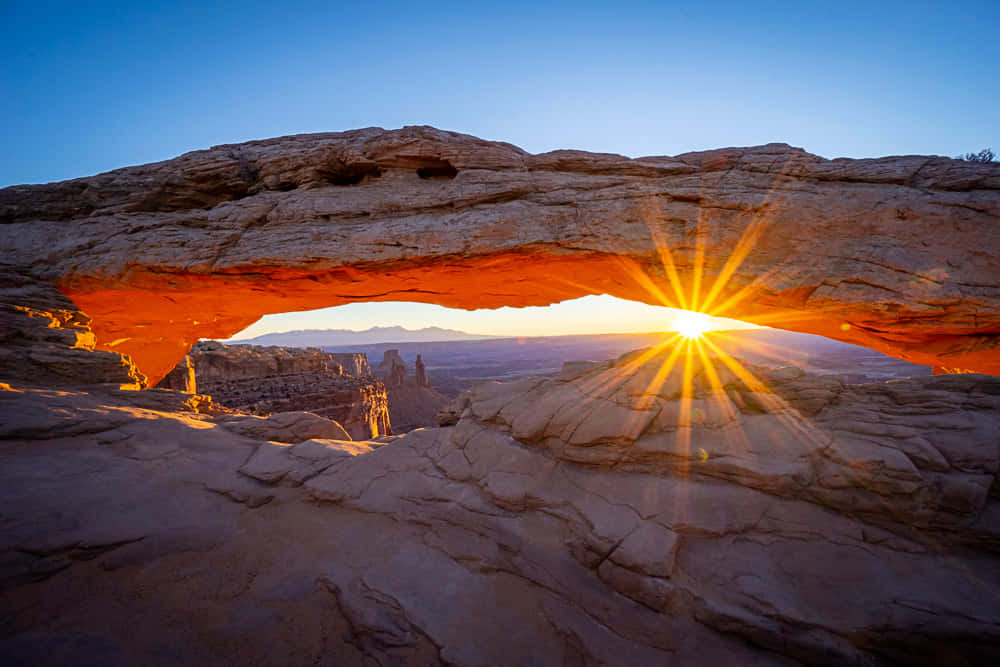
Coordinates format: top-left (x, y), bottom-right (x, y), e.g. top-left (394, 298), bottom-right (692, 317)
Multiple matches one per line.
top-left (226, 295), bottom-right (759, 341)
top-left (3, 0), bottom-right (995, 337)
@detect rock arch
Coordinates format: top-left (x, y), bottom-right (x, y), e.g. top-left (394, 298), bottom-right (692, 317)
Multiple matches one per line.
top-left (2, 126), bottom-right (998, 384)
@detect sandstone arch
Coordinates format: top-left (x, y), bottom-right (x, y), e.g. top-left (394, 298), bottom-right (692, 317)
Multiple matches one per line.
top-left (2, 126), bottom-right (998, 384)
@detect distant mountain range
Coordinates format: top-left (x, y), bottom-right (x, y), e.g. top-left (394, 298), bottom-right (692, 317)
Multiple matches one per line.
top-left (226, 326), bottom-right (502, 347)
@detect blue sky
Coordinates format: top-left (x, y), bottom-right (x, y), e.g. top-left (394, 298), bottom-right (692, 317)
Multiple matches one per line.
top-left (3, 1), bottom-right (997, 336)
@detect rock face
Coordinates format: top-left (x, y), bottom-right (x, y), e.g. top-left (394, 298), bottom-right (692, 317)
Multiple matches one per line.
top-left (183, 341), bottom-right (391, 439)
top-left (191, 340), bottom-right (345, 381)
top-left (374, 348), bottom-right (449, 432)
top-left (329, 352), bottom-right (370, 377)
top-left (1, 342), bottom-right (998, 665)
top-left (1, 126), bottom-right (998, 383)
top-left (0, 266), bottom-right (145, 389)
top-left (155, 354), bottom-right (195, 393)
top-left (415, 353), bottom-right (429, 388)
top-left (374, 349), bottom-right (408, 388)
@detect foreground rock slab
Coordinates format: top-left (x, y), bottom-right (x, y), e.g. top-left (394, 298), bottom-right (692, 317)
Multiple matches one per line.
top-left (1, 344), bottom-right (998, 665)
top-left (2, 126), bottom-right (998, 382)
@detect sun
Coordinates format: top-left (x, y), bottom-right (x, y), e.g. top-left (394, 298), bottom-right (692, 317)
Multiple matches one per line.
top-left (674, 311), bottom-right (712, 339)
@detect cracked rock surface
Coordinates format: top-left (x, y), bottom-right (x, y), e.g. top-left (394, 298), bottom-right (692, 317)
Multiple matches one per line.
top-left (2, 126), bottom-right (998, 382)
top-left (2, 344), bottom-right (998, 666)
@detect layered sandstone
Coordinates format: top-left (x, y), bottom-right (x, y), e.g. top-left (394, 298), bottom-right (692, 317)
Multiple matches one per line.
top-left (155, 355), bottom-right (196, 393)
top-left (0, 266), bottom-right (145, 389)
top-left (374, 349), bottom-right (408, 388)
top-left (1, 342), bottom-right (998, 665)
top-left (1, 126), bottom-right (997, 383)
top-left (182, 341), bottom-right (390, 439)
top-left (328, 352), bottom-right (370, 377)
top-left (191, 340), bottom-right (345, 381)
top-left (373, 348), bottom-right (449, 432)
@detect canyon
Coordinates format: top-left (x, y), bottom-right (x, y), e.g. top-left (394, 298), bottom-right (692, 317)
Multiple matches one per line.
top-left (1, 128), bottom-right (999, 665)
top-left (170, 341), bottom-right (390, 440)
top-left (373, 349), bottom-right (450, 433)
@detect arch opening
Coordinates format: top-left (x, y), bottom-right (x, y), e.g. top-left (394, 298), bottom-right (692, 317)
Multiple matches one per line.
top-left (2, 127), bottom-right (993, 384)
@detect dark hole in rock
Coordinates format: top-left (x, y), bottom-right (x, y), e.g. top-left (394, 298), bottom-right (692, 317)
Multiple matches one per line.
top-left (320, 163), bottom-right (383, 186)
top-left (416, 160), bottom-right (459, 180)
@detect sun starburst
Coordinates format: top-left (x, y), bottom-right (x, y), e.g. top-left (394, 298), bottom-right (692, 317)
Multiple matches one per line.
top-left (675, 310), bottom-right (712, 339)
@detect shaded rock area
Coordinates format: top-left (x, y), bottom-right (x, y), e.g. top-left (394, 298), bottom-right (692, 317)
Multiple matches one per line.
top-left (155, 354), bottom-right (195, 393)
top-left (0, 266), bottom-right (146, 389)
top-left (176, 341), bottom-right (391, 440)
top-left (374, 349), bottom-right (449, 432)
top-left (2, 343), bottom-right (998, 666)
top-left (191, 340), bottom-right (348, 380)
top-left (1, 127), bottom-right (997, 382)
top-left (374, 348), bottom-right (408, 388)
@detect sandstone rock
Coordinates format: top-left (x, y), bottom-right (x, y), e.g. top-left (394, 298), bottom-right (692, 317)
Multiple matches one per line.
top-left (155, 354), bottom-right (196, 393)
top-left (328, 352), bottom-right (371, 377)
top-left (1, 346), bottom-right (999, 665)
top-left (1, 127), bottom-right (997, 383)
top-left (0, 266), bottom-right (145, 389)
top-left (384, 383), bottom-right (449, 434)
top-left (375, 349), bottom-right (408, 389)
top-left (184, 341), bottom-right (391, 439)
top-left (191, 340), bottom-right (345, 380)
top-left (238, 438), bottom-right (376, 486)
top-left (220, 411), bottom-right (352, 443)
top-left (372, 350), bottom-right (448, 432)
top-left (414, 354), bottom-right (429, 388)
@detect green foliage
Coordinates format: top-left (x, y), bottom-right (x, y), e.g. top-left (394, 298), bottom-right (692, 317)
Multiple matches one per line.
top-left (959, 148), bottom-right (995, 163)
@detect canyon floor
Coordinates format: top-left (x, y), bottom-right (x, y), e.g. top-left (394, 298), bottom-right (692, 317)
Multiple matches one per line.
top-left (2, 343), bottom-right (998, 666)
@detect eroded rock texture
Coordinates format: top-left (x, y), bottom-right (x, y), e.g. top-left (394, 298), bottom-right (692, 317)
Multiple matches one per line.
top-left (0, 266), bottom-right (145, 389)
top-left (182, 341), bottom-right (391, 439)
top-left (1, 344), bottom-right (998, 665)
top-left (2, 126), bottom-right (998, 383)
top-left (374, 348), bottom-right (449, 432)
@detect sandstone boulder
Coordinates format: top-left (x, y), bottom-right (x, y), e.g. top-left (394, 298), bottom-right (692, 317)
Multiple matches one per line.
top-left (220, 411), bottom-right (353, 443)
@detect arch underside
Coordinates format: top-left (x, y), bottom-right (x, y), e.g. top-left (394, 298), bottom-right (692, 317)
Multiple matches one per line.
top-left (2, 126), bottom-right (997, 384)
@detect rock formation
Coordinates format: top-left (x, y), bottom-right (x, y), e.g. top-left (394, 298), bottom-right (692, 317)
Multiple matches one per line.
top-left (179, 341), bottom-right (390, 439)
top-left (0, 266), bottom-right (145, 389)
top-left (415, 353), bottom-right (429, 387)
top-left (191, 340), bottom-right (345, 380)
top-left (1, 126), bottom-right (998, 383)
top-left (155, 355), bottom-right (196, 393)
top-left (375, 349), bottom-right (409, 389)
top-left (328, 352), bottom-right (371, 377)
top-left (1, 340), bottom-right (998, 665)
top-left (372, 348), bottom-right (449, 432)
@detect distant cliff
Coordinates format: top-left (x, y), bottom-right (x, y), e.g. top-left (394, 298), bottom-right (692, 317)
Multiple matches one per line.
top-left (328, 352), bottom-right (370, 377)
top-left (166, 341), bottom-right (390, 439)
top-left (373, 349), bottom-right (449, 432)
top-left (191, 341), bottom-right (345, 380)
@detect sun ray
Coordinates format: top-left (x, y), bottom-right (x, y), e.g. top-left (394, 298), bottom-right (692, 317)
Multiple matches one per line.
top-left (700, 335), bottom-right (828, 447)
top-left (676, 338), bottom-right (698, 461)
top-left (641, 199), bottom-right (691, 311)
top-left (698, 212), bottom-right (773, 315)
top-left (612, 257), bottom-right (681, 309)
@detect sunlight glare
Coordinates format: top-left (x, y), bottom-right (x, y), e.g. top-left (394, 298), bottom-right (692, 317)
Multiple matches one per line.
top-left (675, 311), bottom-right (712, 339)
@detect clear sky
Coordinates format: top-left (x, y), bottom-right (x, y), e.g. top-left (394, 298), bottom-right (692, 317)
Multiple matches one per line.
top-left (3, 1), bottom-right (997, 336)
